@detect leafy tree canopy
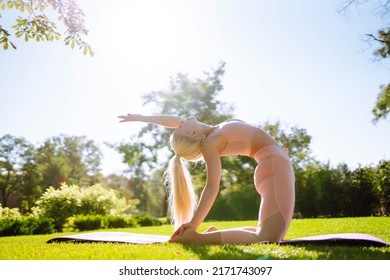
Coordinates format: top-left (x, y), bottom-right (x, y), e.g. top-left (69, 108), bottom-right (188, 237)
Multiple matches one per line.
top-left (0, 0), bottom-right (93, 55)
top-left (339, 0), bottom-right (390, 122)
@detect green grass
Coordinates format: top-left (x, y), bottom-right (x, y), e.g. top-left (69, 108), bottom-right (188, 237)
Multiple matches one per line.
top-left (0, 217), bottom-right (389, 260)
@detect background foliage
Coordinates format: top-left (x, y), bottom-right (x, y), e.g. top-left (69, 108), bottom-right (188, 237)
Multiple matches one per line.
top-left (1, 63), bottom-right (389, 231)
top-left (0, 0), bottom-right (93, 55)
top-left (32, 184), bottom-right (139, 231)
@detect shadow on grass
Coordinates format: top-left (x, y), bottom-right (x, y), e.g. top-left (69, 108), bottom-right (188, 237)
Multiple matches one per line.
top-left (291, 245), bottom-right (390, 260)
top-left (181, 244), bottom-right (262, 260)
top-left (180, 243), bottom-right (390, 260)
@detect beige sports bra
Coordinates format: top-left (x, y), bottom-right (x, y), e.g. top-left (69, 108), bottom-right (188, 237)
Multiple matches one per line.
top-left (209, 119), bottom-right (254, 157)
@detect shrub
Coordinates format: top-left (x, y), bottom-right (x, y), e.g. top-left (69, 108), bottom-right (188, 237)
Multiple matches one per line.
top-left (0, 205), bottom-right (22, 220)
top-left (28, 217), bottom-right (55, 235)
top-left (104, 216), bottom-right (138, 229)
top-left (72, 215), bottom-right (138, 231)
top-left (73, 215), bottom-right (103, 231)
top-left (0, 217), bottom-right (55, 236)
top-left (33, 185), bottom-right (80, 231)
top-left (104, 216), bottom-right (127, 229)
top-left (0, 219), bottom-right (27, 236)
top-left (79, 185), bottom-right (125, 215)
top-left (33, 184), bottom-right (139, 231)
top-left (125, 217), bottom-right (138, 228)
top-left (135, 214), bottom-right (162, 227)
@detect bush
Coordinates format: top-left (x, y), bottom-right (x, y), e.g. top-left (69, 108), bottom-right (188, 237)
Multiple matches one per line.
top-left (33, 184), bottom-right (139, 231)
top-left (0, 217), bottom-right (55, 236)
top-left (105, 216), bottom-right (126, 229)
top-left (72, 215), bottom-right (138, 231)
top-left (135, 214), bottom-right (162, 227)
top-left (0, 205), bottom-right (22, 220)
top-left (32, 185), bottom-right (81, 231)
top-left (73, 215), bottom-right (103, 231)
top-left (104, 216), bottom-right (138, 229)
top-left (0, 219), bottom-right (27, 236)
top-left (27, 217), bottom-right (55, 235)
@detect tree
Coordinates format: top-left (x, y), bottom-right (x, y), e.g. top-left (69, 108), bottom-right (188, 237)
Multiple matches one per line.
top-left (376, 160), bottom-right (390, 215)
top-left (0, 134), bottom-right (37, 208)
top-left (0, 0), bottom-right (93, 56)
top-left (113, 62), bottom-right (235, 216)
top-left (35, 135), bottom-right (103, 188)
top-left (113, 62), bottom-right (318, 220)
top-left (339, 0), bottom-right (390, 122)
top-left (261, 121), bottom-right (314, 169)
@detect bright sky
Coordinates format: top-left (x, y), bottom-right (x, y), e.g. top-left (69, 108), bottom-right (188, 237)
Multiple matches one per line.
top-left (1, 0), bottom-right (389, 176)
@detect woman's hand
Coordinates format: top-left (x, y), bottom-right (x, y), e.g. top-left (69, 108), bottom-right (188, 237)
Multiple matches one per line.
top-left (169, 224), bottom-right (199, 244)
top-left (117, 113), bottom-right (142, 123)
top-left (170, 222), bottom-right (195, 239)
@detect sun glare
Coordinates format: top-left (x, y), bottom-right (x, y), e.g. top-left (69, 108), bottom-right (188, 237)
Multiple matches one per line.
top-left (96, 0), bottom-right (202, 90)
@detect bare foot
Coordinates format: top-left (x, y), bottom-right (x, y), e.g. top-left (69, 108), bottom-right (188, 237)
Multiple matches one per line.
top-left (204, 226), bottom-right (218, 233)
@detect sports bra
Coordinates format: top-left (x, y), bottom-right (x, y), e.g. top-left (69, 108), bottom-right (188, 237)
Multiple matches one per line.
top-left (209, 119), bottom-right (254, 157)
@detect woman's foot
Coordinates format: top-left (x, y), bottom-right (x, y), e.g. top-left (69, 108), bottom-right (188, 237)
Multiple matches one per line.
top-left (204, 226), bottom-right (218, 233)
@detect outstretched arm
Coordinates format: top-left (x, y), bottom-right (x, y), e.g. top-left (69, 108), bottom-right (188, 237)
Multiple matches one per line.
top-left (118, 114), bottom-right (183, 128)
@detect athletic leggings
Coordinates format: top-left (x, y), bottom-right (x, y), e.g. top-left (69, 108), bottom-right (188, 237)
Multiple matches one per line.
top-left (218, 145), bottom-right (295, 244)
top-left (254, 145), bottom-right (295, 240)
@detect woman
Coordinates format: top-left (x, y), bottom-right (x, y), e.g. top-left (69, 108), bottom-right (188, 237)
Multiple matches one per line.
top-left (118, 114), bottom-right (295, 244)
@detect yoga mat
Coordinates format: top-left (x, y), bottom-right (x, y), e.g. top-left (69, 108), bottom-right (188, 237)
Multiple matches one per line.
top-left (47, 232), bottom-right (388, 247)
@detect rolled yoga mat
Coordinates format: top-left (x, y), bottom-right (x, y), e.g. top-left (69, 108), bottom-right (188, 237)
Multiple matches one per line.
top-left (47, 232), bottom-right (388, 247)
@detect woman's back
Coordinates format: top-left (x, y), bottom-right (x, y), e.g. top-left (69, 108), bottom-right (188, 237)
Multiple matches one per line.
top-left (208, 120), bottom-right (279, 157)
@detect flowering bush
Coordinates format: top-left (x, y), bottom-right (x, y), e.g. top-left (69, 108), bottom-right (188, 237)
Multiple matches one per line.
top-left (0, 204), bottom-right (22, 220)
top-left (33, 184), bottom-right (139, 231)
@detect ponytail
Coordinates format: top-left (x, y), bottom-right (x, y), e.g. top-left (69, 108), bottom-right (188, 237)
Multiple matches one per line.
top-left (164, 154), bottom-right (197, 230)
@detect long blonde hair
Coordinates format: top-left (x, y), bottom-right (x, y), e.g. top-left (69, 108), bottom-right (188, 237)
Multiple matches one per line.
top-left (164, 132), bottom-right (205, 230)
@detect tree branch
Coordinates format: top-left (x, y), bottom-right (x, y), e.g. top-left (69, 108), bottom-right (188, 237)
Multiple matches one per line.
top-left (366, 33), bottom-right (390, 44)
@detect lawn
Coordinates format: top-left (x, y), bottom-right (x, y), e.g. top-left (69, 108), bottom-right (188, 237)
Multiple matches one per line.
top-left (0, 217), bottom-right (389, 260)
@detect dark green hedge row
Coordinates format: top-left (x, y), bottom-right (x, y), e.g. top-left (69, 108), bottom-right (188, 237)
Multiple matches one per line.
top-left (72, 214), bottom-right (163, 231)
top-left (0, 217), bottom-right (55, 236)
top-left (0, 214), bottom-right (164, 236)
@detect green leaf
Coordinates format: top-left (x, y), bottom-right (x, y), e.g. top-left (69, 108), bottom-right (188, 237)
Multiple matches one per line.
top-left (6, 1), bottom-right (13, 9)
top-left (89, 48), bottom-right (95, 57)
top-left (25, 4), bottom-right (32, 14)
top-left (10, 41), bottom-right (16, 49)
top-left (3, 41), bottom-right (8, 50)
top-left (0, 2), bottom-right (5, 10)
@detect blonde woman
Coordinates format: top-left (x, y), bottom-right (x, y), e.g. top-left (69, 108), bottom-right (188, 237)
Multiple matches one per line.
top-left (118, 114), bottom-right (295, 244)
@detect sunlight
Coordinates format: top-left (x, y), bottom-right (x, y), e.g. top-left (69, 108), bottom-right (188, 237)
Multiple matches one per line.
top-left (96, 0), bottom-right (202, 90)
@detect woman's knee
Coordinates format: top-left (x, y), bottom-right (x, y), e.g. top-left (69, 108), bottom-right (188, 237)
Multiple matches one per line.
top-left (257, 212), bottom-right (286, 242)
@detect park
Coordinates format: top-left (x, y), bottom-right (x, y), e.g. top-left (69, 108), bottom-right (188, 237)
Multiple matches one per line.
top-left (0, 0), bottom-right (389, 271)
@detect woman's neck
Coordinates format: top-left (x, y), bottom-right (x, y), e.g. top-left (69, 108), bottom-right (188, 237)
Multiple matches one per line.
top-left (199, 123), bottom-right (217, 136)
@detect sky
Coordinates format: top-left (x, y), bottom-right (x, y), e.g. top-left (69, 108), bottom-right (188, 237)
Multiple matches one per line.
top-left (1, 0), bottom-right (389, 176)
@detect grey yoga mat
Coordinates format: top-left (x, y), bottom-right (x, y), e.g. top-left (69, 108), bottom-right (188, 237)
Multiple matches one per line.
top-left (47, 232), bottom-right (388, 247)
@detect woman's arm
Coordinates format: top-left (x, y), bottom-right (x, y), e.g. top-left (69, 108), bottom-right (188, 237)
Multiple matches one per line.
top-left (172, 138), bottom-right (222, 238)
top-left (190, 148), bottom-right (222, 229)
top-left (171, 148), bottom-right (222, 238)
top-left (118, 114), bottom-right (183, 128)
